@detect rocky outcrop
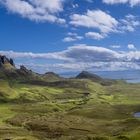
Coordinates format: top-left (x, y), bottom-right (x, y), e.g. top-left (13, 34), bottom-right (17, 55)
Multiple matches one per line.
top-left (0, 55), bottom-right (15, 67)
top-left (19, 65), bottom-right (33, 75)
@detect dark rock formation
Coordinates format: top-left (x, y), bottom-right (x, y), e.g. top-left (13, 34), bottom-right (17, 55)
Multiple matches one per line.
top-left (20, 65), bottom-right (32, 74)
top-left (0, 55), bottom-right (15, 67)
top-left (16, 65), bottom-right (36, 79)
top-left (9, 58), bottom-right (15, 66)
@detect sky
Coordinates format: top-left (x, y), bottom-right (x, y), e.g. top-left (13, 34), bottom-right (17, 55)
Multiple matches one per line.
top-left (0, 0), bottom-right (140, 73)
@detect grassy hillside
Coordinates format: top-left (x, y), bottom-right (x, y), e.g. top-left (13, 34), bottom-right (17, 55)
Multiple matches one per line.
top-left (0, 77), bottom-right (140, 140)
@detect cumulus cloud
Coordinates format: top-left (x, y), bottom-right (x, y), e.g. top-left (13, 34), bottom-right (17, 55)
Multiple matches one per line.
top-left (128, 44), bottom-right (136, 50)
top-left (85, 32), bottom-right (106, 40)
top-left (70, 10), bottom-right (118, 34)
top-left (63, 37), bottom-right (77, 42)
top-left (63, 32), bottom-right (83, 42)
top-left (1, 1), bottom-right (139, 38)
top-left (1, 44), bottom-right (140, 62)
top-left (70, 10), bottom-right (140, 38)
top-left (0, 0), bottom-right (66, 24)
top-left (0, 50), bottom-right (69, 61)
top-left (63, 36), bottom-right (83, 42)
top-left (119, 14), bottom-right (140, 32)
top-left (1, 44), bottom-right (140, 72)
top-left (103, 0), bottom-right (140, 6)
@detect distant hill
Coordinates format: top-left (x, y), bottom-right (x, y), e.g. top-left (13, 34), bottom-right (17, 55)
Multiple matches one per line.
top-left (76, 71), bottom-right (102, 81)
top-left (76, 71), bottom-right (114, 86)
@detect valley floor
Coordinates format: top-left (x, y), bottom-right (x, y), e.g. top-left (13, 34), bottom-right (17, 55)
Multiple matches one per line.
top-left (0, 79), bottom-right (140, 140)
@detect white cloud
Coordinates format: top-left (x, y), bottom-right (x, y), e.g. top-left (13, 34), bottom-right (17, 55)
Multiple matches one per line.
top-left (103, 0), bottom-right (140, 6)
top-left (70, 10), bottom-right (140, 38)
top-left (70, 10), bottom-right (118, 34)
top-left (63, 36), bottom-right (83, 42)
top-left (0, 0), bottom-right (66, 24)
top-left (0, 50), bottom-right (69, 61)
top-left (63, 32), bottom-right (83, 42)
top-left (63, 37), bottom-right (76, 42)
top-left (29, 0), bottom-right (64, 13)
top-left (119, 14), bottom-right (140, 32)
top-left (67, 32), bottom-right (78, 36)
top-left (103, 0), bottom-right (128, 4)
top-left (85, 32), bottom-right (106, 40)
top-left (72, 3), bottom-right (79, 8)
top-left (111, 45), bottom-right (121, 49)
top-left (128, 44), bottom-right (136, 50)
top-left (0, 44), bottom-right (139, 62)
top-left (1, 44), bottom-right (140, 72)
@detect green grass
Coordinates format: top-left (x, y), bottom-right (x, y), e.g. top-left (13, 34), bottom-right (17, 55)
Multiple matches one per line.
top-left (0, 79), bottom-right (140, 139)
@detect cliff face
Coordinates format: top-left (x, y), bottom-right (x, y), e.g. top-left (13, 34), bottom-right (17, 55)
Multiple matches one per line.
top-left (0, 55), bottom-right (15, 68)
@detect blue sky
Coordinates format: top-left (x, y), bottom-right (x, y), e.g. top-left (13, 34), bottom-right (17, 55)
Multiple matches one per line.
top-left (0, 0), bottom-right (140, 73)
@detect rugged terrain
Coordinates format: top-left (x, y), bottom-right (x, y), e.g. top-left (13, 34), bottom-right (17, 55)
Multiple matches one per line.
top-left (0, 55), bottom-right (140, 140)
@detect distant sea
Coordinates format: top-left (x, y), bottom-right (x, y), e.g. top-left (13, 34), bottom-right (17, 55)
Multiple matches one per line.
top-left (60, 70), bottom-right (140, 83)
